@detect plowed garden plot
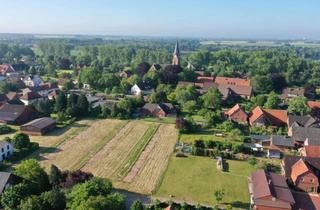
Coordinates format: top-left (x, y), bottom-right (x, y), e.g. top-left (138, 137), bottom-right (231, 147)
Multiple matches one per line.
top-left (40, 119), bottom-right (127, 171)
top-left (115, 124), bottom-right (178, 194)
top-left (81, 121), bottom-right (159, 180)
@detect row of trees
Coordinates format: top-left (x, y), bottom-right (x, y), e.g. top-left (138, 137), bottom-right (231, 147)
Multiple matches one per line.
top-left (188, 50), bottom-right (320, 93)
top-left (1, 160), bottom-right (126, 210)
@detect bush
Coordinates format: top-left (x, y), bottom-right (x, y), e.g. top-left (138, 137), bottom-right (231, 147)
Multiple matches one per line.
top-left (0, 125), bottom-right (14, 134)
top-left (248, 157), bottom-right (257, 166)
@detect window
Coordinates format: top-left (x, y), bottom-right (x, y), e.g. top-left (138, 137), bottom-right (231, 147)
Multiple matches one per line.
top-left (1, 148), bottom-right (3, 153)
top-left (310, 179), bottom-right (314, 183)
top-left (6, 145), bottom-right (9, 150)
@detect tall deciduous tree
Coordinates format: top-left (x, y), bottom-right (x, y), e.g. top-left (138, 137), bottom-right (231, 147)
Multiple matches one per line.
top-left (288, 96), bottom-right (311, 116)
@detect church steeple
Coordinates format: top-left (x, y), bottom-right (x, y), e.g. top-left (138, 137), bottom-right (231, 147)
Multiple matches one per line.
top-left (172, 40), bottom-right (180, 66)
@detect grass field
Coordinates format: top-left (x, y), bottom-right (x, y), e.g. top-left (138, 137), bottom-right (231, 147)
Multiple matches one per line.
top-left (40, 119), bottom-right (127, 170)
top-left (155, 156), bottom-right (255, 208)
top-left (179, 133), bottom-right (226, 144)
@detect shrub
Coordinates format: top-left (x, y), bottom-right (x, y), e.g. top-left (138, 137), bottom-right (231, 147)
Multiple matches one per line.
top-left (0, 125), bottom-right (14, 134)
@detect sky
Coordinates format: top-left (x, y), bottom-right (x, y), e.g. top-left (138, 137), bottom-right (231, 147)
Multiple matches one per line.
top-left (0, 0), bottom-right (319, 39)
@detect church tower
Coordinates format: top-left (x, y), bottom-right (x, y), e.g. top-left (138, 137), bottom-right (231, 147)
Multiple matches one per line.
top-left (172, 40), bottom-right (180, 66)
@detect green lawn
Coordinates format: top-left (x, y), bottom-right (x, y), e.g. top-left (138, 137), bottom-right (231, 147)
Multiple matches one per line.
top-left (155, 156), bottom-right (255, 208)
top-left (179, 133), bottom-right (226, 144)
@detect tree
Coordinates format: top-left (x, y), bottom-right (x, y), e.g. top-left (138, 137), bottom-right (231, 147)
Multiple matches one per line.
top-left (76, 94), bottom-right (89, 117)
top-left (14, 159), bottom-right (50, 193)
top-left (49, 164), bottom-right (62, 187)
top-left (67, 177), bottom-right (113, 209)
top-left (62, 80), bottom-right (75, 91)
top-left (1, 183), bottom-right (31, 210)
top-left (288, 96), bottom-right (311, 116)
top-left (252, 75), bottom-right (273, 94)
top-left (175, 85), bottom-right (198, 105)
top-left (34, 99), bottom-right (53, 117)
top-left (160, 65), bottom-right (182, 84)
top-left (304, 83), bottom-right (317, 100)
top-left (264, 92), bottom-right (281, 109)
top-left (19, 188), bottom-right (66, 210)
top-left (11, 133), bottom-right (30, 150)
top-left (131, 200), bottom-right (144, 210)
top-left (60, 170), bottom-right (93, 188)
top-left (214, 189), bottom-right (225, 205)
top-left (77, 193), bottom-right (126, 210)
top-left (20, 195), bottom-right (44, 210)
top-left (201, 88), bottom-right (222, 110)
top-left (135, 62), bottom-right (151, 76)
top-left (54, 92), bottom-right (67, 112)
top-left (182, 100), bottom-right (197, 113)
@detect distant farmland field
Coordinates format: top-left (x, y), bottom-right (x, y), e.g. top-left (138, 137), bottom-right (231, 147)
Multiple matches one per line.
top-left (200, 40), bottom-right (320, 48)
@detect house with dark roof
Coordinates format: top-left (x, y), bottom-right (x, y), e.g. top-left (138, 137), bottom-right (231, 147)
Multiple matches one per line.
top-left (249, 106), bottom-right (288, 127)
top-left (287, 115), bottom-right (319, 136)
top-left (19, 91), bottom-right (43, 105)
top-left (280, 87), bottom-right (305, 100)
top-left (0, 104), bottom-right (37, 125)
top-left (140, 103), bottom-right (176, 118)
top-left (248, 170), bottom-right (295, 210)
top-left (251, 135), bottom-right (294, 158)
top-left (282, 156), bottom-right (320, 193)
top-left (217, 84), bottom-right (253, 100)
top-left (0, 172), bottom-right (23, 194)
top-left (289, 126), bottom-right (320, 144)
top-left (292, 191), bottom-right (320, 210)
top-left (224, 104), bottom-right (248, 124)
top-left (20, 117), bottom-right (56, 136)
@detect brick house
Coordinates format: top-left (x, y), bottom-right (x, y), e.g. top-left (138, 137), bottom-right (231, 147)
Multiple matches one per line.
top-left (249, 106), bottom-right (288, 127)
top-left (248, 170), bottom-right (295, 210)
top-left (224, 104), bottom-right (248, 124)
top-left (0, 104), bottom-right (37, 125)
top-left (282, 156), bottom-right (320, 193)
top-left (214, 76), bottom-right (251, 87)
top-left (140, 103), bottom-right (176, 118)
top-left (20, 117), bottom-right (56, 136)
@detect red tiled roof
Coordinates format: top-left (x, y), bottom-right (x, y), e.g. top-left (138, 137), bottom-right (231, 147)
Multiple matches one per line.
top-left (249, 106), bottom-right (288, 126)
top-left (264, 109), bottom-right (288, 124)
top-left (225, 104), bottom-right (245, 116)
top-left (250, 170), bottom-right (295, 206)
top-left (308, 101), bottom-right (320, 109)
top-left (303, 146), bottom-right (320, 158)
top-left (291, 159), bottom-right (311, 182)
top-left (215, 76), bottom-right (251, 87)
top-left (197, 76), bottom-right (215, 82)
top-left (0, 64), bottom-right (15, 75)
top-left (249, 106), bottom-right (265, 124)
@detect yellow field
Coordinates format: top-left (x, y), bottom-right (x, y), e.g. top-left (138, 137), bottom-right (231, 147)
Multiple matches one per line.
top-left (40, 119), bottom-right (127, 170)
top-left (33, 119), bottom-right (178, 195)
top-left (115, 124), bottom-right (178, 194)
